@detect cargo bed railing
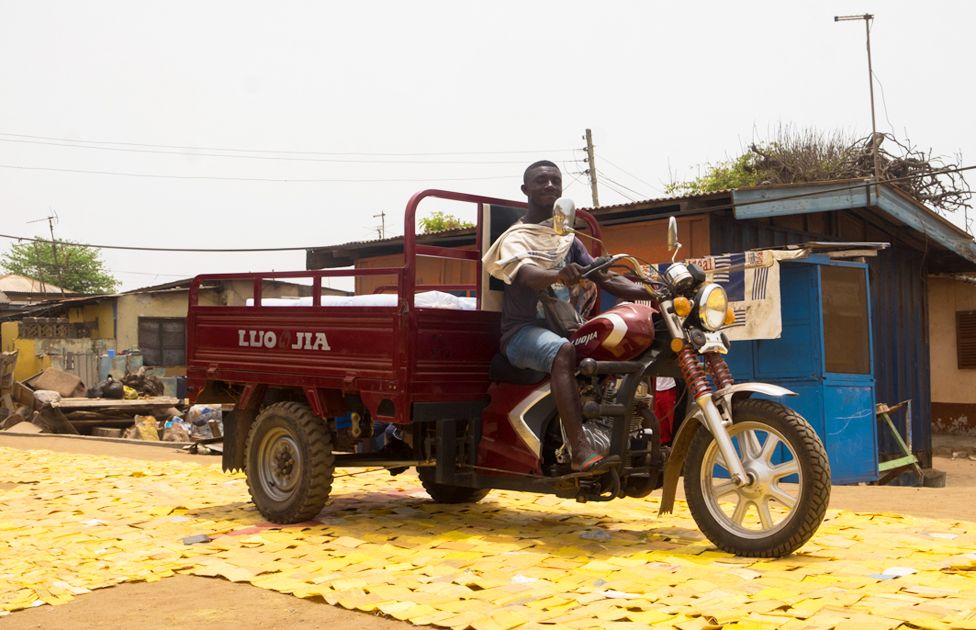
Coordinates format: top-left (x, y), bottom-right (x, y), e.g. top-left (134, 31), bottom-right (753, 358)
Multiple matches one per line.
top-left (189, 189), bottom-right (600, 310)
top-left (188, 267), bottom-right (403, 308)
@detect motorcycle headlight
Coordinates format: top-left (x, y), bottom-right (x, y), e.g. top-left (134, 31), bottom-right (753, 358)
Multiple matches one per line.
top-left (697, 283), bottom-right (728, 331)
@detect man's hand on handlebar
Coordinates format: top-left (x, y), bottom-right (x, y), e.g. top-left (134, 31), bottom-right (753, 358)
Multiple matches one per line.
top-left (557, 263), bottom-right (585, 286)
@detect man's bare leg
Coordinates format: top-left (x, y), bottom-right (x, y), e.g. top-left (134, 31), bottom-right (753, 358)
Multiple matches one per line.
top-left (550, 343), bottom-right (596, 471)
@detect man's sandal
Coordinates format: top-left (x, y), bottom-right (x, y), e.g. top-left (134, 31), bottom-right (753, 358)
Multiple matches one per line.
top-left (579, 454), bottom-right (621, 473)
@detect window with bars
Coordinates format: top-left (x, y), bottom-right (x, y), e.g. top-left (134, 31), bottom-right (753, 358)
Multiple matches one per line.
top-left (138, 317), bottom-right (186, 367)
top-left (958, 311), bottom-right (976, 370)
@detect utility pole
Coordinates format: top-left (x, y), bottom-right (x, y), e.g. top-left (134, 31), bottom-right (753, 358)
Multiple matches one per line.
top-left (835, 13), bottom-right (881, 186)
top-left (584, 129), bottom-right (600, 207)
top-left (27, 211), bottom-right (65, 296)
top-left (372, 210), bottom-right (386, 239)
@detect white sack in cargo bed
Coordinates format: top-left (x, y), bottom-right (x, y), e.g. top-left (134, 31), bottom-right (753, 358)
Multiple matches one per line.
top-left (246, 290), bottom-right (476, 310)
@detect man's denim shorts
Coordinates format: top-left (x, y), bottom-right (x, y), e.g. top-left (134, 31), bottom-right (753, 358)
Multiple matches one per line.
top-left (504, 323), bottom-right (568, 373)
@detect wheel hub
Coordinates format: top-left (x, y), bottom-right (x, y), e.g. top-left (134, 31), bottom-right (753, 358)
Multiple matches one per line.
top-left (257, 427), bottom-right (303, 500)
top-left (273, 445), bottom-right (295, 479)
top-left (738, 463), bottom-right (771, 500)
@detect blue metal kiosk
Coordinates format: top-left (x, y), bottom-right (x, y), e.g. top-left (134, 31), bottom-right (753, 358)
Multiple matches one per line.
top-left (723, 256), bottom-right (879, 484)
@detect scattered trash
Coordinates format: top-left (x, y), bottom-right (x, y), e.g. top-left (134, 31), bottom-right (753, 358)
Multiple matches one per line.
top-left (122, 385), bottom-right (138, 400)
top-left (121, 367), bottom-right (164, 397)
top-left (882, 566), bottom-right (918, 577)
top-left (186, 404), bottom-right (222, 439)
top-left (182, 534), bottom-right (211, 545)
top-left (32, 390), bottom-right (61, 406)
top-left (86, 375), bottom-right (124, 400)
top-left (580, 529), bottom-right (612, 542)
top-left (24, 367), bottom-right (86, 398)
top-left (511, 574), bottom-right (538, 584)
top-left (162, 417), bottom-right (191, 442)
top-left (124, 415), bottom-right (160, 441)
top-left (5, 421), bottom-right (42, 434)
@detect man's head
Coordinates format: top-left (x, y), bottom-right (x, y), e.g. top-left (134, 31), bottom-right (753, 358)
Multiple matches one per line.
top-left (522, 160), bottom-right (563, 214)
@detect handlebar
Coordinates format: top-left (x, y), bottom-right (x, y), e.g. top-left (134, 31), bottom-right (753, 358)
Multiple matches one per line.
top-left (581, 255), bottom-right (615, 278)
top-left (580, 253), bottom-right (669, 301)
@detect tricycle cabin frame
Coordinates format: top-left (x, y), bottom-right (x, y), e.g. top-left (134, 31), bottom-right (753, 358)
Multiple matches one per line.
top-left (187, 189), bottom-right (603, 430)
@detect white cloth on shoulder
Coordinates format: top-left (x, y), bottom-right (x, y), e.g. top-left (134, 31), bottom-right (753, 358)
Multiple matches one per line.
top-left (481, 222), bottom-right (575, 285)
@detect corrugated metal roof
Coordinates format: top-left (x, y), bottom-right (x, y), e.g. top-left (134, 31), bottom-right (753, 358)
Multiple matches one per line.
top-left (324, 225), bottom-right (479, 250)
top-left (580, 189), bottom-right (733, 214)
top-left (0, 273), bottom-right (70, 294)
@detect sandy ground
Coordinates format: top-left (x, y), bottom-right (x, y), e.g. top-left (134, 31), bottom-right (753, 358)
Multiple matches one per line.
top-left (1, 433), bottom-right (975, 629)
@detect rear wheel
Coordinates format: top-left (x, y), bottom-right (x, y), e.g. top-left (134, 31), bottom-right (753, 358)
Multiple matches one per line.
top-left (246, 401), bottom-right (334, 523)
top-left (418, 467), bottom-right (490, 504)
top-left (684, 398), bottom-right (830, 557)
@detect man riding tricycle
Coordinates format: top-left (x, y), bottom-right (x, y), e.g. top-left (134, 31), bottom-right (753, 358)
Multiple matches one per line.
top-left (186, 161), bottom-right (830, 558)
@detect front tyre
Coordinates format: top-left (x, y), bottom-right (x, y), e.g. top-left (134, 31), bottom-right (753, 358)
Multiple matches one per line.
top-left (684, 398), bottom-right (830, 557)
top-left (246, 401), bottom-right (335, 523)
top-left (418, 467), bottom-right (491, 504)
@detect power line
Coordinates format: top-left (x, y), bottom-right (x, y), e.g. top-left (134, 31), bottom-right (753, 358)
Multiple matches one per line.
top-left (112, 269), bottom-right (188, 277)
top-left (598, 173), bottom-right (650, 200)
top-left (0, 233), bottom-right (323, 252)
top-left (0, 163), bottom-right (514, 183)
top-left (600, 181), bottom-right (638, 203)
top-left (597, 153), bottom-right (661, 194)
top-left (0, 136), bottom-right (553, 165)
top-left (1, 164), bottom-right (972, 253)
top-left (0, 131), bottom-right (574, 158)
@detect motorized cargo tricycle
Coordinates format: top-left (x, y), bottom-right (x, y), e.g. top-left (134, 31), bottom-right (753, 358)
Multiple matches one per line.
top-left (186, 190), bottom-right (830, 557)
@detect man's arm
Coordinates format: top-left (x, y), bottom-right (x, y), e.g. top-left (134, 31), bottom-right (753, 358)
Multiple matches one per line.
top-left (514, 263), bottom-right (584, 290)
top-left (591, 270), bottom-right (655, 301)
top-left (517, 261), bottom-right (652, 301)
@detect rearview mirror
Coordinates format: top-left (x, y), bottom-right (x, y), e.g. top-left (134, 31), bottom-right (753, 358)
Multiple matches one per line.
top-left (667, 216), bottom-right (682, 262)
top-left (667, 216), bottom-right (678, 251)
top-left (552, 197), bottom-right (576, 236)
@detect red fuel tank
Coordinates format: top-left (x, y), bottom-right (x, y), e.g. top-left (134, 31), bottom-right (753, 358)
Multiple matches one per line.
top-left (570, 302), bottom-right (656, 361)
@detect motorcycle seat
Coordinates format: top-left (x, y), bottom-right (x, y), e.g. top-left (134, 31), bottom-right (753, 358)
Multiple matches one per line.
top-left (488, 353), bottom-right (547, 385)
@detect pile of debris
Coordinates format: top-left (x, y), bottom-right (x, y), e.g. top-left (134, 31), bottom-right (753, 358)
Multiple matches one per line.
top-left (0, 366), bottom-right (220, 450)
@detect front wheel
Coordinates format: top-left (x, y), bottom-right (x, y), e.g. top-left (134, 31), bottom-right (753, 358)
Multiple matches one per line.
top-left (684, 398), bottom-right (830, 557)
top-left (246, 401), bottom-right (335, 523)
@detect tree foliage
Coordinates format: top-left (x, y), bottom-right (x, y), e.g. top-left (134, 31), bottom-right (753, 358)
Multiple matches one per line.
top-left (666, 127), bottom-right (972, 215)
top-left (418, 211), bottom-right (474, 234)
top-left (1, 238), bottom-right (119, 294)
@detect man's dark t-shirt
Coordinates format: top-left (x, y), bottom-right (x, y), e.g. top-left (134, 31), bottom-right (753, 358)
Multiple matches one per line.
top-left (499, 237), bottom-right (594, 351)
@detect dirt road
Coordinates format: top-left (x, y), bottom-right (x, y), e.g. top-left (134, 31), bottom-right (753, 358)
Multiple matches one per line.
top-left (1, 433), bottom-right (974, 629)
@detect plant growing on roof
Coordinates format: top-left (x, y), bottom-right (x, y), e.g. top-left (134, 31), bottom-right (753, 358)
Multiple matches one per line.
top-left (667, 126), bottom-right (972, 215)
top-left (1, 237), bottom-right (119, 294)
top-left (418, 211), bottom-right (474, 234)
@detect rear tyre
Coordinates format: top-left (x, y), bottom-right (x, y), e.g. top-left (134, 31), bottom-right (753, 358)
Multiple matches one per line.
top-left (684, 398), bottom-right (830, 557)
top-left (418, 467), bottom-right (490, 504)
top-left (246, 401), bottom-right (334, 523)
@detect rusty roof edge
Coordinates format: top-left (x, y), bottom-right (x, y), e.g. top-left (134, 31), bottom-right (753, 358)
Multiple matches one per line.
top-left (733, 182), bottom-right (976, 265)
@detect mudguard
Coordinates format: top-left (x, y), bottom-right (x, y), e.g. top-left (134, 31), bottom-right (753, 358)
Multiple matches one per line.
top-left (657, 382), bottom-right (797, 515)
top-left (714, 382), bottom-right (797, 401)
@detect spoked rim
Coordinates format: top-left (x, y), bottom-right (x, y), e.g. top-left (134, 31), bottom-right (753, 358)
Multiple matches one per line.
top-left (697, 421), bottom-right (804, 539)
top-left (256, 426), bottom-right (303, 502)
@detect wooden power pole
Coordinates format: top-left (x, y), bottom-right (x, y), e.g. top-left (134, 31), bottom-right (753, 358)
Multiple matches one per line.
top-left (584, 129), bottom-right (600, 207)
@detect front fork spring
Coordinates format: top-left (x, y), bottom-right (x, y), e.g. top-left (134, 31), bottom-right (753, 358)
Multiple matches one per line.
top-left (704, 353), bottom-right (734, 390)
top-left (677, 345), bottom-right (711, 400)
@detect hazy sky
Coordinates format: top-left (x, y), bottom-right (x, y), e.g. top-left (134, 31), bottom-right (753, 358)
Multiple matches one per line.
top-left (2, 1), bottom-right (973, 291)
